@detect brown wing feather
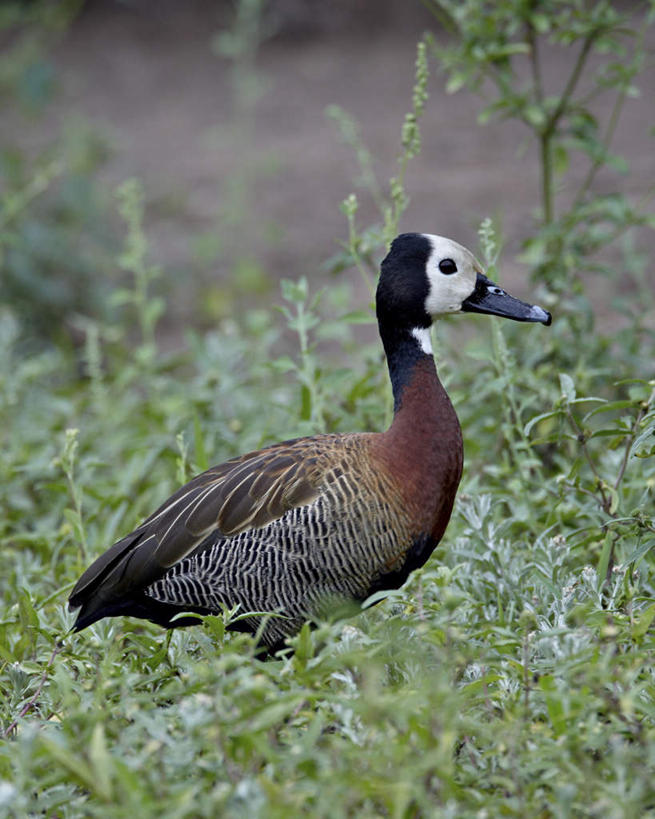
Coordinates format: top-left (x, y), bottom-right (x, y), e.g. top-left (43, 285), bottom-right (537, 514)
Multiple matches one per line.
top-left (68, 437), bottom-right (327, 613)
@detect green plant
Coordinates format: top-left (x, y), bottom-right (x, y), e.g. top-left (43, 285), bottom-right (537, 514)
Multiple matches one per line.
top-left (326, 37), bottom-right (432, 290)
top-left (1, 2), bottom-right (655, 815)
top-left (419, 0), bottom-right (655, 615)
top-left (113, 179), bottom-right (165, 357)
top-left (0, 0), bottom-right (114, 343)
top-left (424, 0), bottom-right (655, 308)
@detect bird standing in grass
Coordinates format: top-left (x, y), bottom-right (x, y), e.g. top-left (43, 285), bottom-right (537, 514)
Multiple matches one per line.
top-left (69, 233), bottom-right (551, 652)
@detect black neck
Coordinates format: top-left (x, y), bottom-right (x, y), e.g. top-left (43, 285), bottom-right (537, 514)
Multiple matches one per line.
top-left (379, 322), bottom-right (435, 413)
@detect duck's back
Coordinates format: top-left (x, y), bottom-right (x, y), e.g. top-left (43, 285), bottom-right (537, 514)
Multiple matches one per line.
top-left (69, 427), bottom-right (460, 650)
top-left (146, 434), bottom-right (418, 647)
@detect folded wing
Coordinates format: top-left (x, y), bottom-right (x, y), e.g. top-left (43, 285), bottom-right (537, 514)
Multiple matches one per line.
top-left (68, 437), bottom-right (324, 629)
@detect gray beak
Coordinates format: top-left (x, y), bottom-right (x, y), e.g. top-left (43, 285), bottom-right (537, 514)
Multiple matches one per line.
top-left (461, 273), bottom-right (552, 325)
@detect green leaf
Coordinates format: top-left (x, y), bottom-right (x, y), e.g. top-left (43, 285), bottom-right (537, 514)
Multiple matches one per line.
top-left (586, 399), bottom-right (640, 418)
top-left (89, 723), bottom-right (113, 801)
top-left (559, 373), bottom-right (576, 402)
top-left (300, 384), bottom-right (311, 421)
top-left (446, 72), bottom-right (466, 94)
top-left (38, 737), bottom-right (99, 797)
top-left (269, 355), bottom-right (297, 373)
top-left (632, 603), bottom-right (655, 640)
top-left (539, 675), bottom-right (568, 737)
top-left (631, 424), bottom-right (655, 459)
top-left (596, 533), bottom-right (615, 589)
top-left (281, 277), bottom-right (308, 304)
top-left (553, 144), bottom-right (569, 175)
top-left (239, 696), bottom-right (306, 734)
top-left (362, 588), bottom-right (407, 608)
top-left (193, 411), bottom-right (209, 472)
top-left (523, 104), bottom-right (547, 130)
top-left (623, 538), bottom-right (655, 568)
top-left (524, 409), bottom-right (562, 436)
top-left (17, 590), bottom-right (39, 630)
top-left (339, 310), bottom-right (375, 325)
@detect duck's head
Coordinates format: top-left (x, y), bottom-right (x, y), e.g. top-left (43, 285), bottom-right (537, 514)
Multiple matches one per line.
top-left (377, 233), bottom-right (551, 334)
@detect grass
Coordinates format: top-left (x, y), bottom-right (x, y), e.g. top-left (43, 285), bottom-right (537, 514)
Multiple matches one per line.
top-left (1, 207), bottom-right (654, 815)
top-left (2, 1), bottom-right (655, 815)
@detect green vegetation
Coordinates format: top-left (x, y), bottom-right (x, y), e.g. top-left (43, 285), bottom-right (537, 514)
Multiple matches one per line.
top-left (1, 1), bottom-right (654, 816)
top-left (0, 0), bottom-right (113, 342)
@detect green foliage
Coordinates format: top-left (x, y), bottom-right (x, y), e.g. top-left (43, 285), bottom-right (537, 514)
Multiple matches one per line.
top-left (326, 36), bottom-right (433, 290)
top-left (0, 1), bottom-right (114, 342)
top-left (113, 179), bottom-right (165, 355)
top-left (424, 0), bottom-right (655, 323)
top-left (1, 1), bottom-right (655, 816)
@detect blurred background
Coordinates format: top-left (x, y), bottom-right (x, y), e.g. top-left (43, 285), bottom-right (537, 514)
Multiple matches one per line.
top-left (4, 5), bottom-right (655, 811)
top-left (1, 0), bottom-right (653, 345)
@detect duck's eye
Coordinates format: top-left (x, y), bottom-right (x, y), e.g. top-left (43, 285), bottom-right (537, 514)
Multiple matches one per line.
top-left (438, 258), bottom-right (457, 275)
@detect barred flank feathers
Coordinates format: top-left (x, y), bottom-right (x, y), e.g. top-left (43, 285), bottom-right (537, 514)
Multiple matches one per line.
top-left (145, 457), bottom-right (407, 647)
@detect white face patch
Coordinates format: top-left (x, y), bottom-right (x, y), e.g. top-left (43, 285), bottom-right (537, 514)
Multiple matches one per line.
top-left (422, 234), bottom-right (483, 317)
top-left (411, 326), bottom-right (432, 355)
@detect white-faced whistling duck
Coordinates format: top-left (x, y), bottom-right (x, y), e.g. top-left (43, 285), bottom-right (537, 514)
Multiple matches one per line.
top-left (69, 233), bottom-right (551, 653)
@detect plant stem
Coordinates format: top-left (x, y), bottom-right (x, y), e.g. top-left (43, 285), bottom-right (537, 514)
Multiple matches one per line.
top-left (538, 33), bottom-right (596, 224)
top-left (2, 642), bottom-right (61, 738)
top-left (574, 85), bottom-right (627, 208)
top-left (539, 133), bottom-right (554, 225)
top-left (544, 34), bottom-right (596, 137)
top-left (526, 18), bottom-right (543, 105)
top-left (565, 406), bottom-right (611, 514)
top-left (613, 388), bottom-right (655, 491)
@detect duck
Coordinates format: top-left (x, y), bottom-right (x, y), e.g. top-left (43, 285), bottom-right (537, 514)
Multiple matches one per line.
top-left (68, 233), bottom-right (551, 653)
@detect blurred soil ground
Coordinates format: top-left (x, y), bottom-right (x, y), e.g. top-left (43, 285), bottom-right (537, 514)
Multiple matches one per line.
top-left (40, 1), bottom-right (655, 332)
